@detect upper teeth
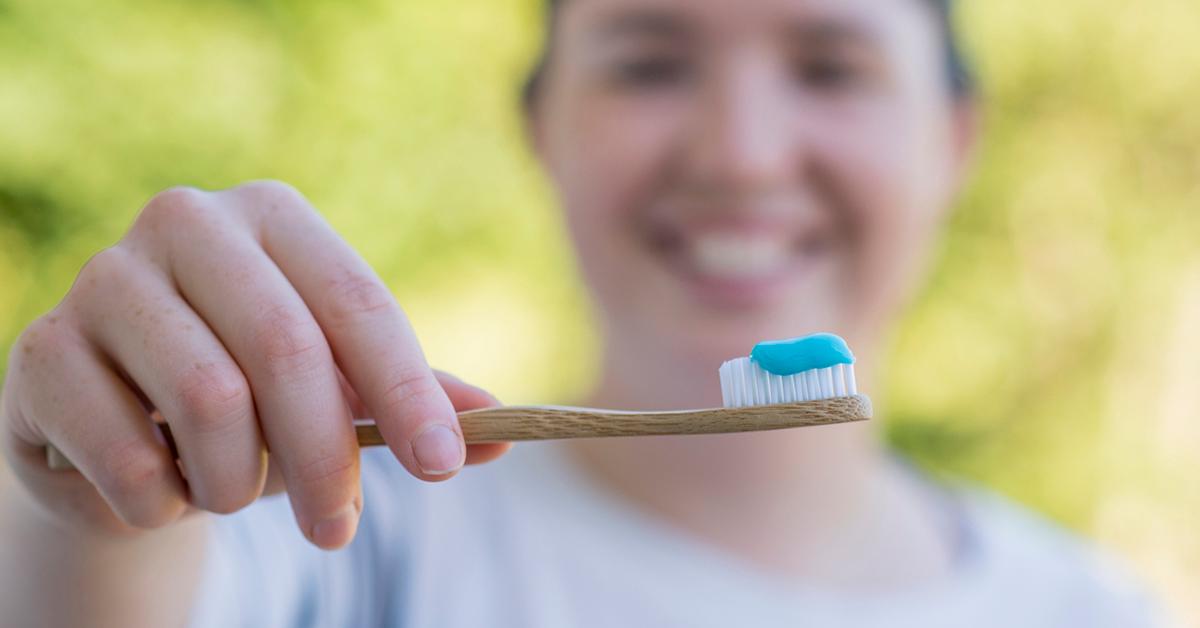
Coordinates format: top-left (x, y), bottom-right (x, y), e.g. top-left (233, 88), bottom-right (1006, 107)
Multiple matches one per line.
top-left (691, 234), bottom-right (789, 279)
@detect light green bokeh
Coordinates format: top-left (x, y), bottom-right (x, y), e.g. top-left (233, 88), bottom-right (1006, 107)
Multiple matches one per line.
top-left (1, 0), bottom-right (1197, 621)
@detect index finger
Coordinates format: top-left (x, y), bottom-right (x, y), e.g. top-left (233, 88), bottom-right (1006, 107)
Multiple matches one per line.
top-left (129, 186), bottom-right (365, 549)
top-left (229, 182), bottom-right (465, 481)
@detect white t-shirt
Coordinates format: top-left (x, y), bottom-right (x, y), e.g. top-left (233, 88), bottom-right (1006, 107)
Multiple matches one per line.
top-left (187, 443), bottom-right (1164, 627)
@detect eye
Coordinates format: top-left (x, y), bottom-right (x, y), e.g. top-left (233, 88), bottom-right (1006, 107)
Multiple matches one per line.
top-left (792, 56), bottom-right (862, 92)
top-left (611, 54), bottom-right (691, 89)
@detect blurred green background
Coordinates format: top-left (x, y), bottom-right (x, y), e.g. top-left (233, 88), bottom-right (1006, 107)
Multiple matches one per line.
top-left (1, 0), bottom-right (1197, 622)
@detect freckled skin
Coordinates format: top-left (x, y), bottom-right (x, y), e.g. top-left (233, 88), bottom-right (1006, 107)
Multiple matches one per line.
top-left (0, 179), bottom-right (509, 626)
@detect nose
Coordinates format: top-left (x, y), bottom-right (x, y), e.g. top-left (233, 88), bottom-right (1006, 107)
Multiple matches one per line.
top-left (683, 52), bottom-right (797, 195)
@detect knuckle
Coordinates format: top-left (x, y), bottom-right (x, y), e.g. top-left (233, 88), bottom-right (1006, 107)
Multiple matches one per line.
top-left (138, 185), bottom-right (212, 229)
top-left (292, 451), bottom-right (357, 488)
top-left (154, 184), bottom-right (208, 206)
top-left (237, 180), bottom-right (309, 215)
top-left (14, 312), bottom-right (77, 369)
top-left (250, 305), bottom-right (329, 377)
top-left (323, 272), bottom-right (395, 326)
top-left (97, 438), bottom-right (171, 513)
top-left (71, 247), bottom-right (133, 300)
top-left (175, 362), bottom-right (254, 435)
top-left (380, 365), bottom-right (443, 417)
top-left (13, 318), bottom-right (51, 359)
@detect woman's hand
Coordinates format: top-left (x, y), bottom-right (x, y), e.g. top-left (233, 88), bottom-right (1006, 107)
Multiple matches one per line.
top-left (0, 180), bottom-right (510, 549)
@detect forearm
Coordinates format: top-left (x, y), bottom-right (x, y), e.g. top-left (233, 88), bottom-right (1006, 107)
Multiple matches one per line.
top-left (0, 466), bottom-right (210, 628)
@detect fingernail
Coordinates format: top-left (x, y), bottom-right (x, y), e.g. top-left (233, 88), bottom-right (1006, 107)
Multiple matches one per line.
top-left (413, 424), bottom-right (464, 475)
top-left (311, 503), bottom-right (359, 548)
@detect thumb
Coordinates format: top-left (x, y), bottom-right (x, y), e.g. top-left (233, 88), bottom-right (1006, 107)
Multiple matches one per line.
top-left (431, 370), bottom-right (511, 466)
top-left (337, 368), bottom-right (510, 467)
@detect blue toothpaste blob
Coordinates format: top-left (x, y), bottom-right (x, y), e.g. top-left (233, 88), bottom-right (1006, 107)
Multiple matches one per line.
top-left (749, 333), bottom-right (855, 375)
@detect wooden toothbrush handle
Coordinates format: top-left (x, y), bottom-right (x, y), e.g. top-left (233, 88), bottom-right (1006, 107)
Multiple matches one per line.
top-left (361, 395), bottom-right (872, 443)
top-left (47, 396), bottom-right (871, 471)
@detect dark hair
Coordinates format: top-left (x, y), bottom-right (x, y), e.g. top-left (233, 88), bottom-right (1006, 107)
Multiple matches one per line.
top-left (522, 0), bottom-right (975, 108)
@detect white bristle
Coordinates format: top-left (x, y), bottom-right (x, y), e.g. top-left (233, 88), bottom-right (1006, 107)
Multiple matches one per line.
top-left (719, 357), bottom-right (856, 407)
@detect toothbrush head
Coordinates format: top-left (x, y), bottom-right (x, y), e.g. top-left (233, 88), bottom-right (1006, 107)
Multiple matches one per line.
top-left (719, 333), bottom-right (858, 408)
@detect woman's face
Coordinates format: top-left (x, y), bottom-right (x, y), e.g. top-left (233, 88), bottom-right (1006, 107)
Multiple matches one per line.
top-left (531, 0), bottom-right (972, 365)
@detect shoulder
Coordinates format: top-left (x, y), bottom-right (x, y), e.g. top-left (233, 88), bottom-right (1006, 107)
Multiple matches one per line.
top-left (951, 484), bottom-right (1166, 626)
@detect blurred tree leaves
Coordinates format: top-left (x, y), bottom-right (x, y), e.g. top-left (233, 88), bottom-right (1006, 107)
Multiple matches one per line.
top-left (1, 0), bottom-right (1197, 618)
top-left (0, 181), bottom-right (74, 246)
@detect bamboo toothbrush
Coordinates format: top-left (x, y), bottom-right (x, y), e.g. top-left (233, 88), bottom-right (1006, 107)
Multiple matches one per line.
top-left (46, 333), bottom-right (870, 471)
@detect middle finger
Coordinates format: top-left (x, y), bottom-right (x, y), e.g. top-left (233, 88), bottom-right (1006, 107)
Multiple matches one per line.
top-left (148, 210), bottom-right (361, 549)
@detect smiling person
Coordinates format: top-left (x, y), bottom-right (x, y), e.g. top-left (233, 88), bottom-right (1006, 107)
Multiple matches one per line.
top-left (0, 0), bottom-right (1163, 627)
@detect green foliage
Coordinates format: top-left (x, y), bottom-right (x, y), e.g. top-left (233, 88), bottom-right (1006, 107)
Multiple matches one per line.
top-left (1, 0), bottom-right (1196, 618)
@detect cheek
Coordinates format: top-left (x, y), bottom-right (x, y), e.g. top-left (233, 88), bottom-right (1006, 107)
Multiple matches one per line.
top-left (556, 95), bottom-right (682, 218)
top-left (544, 93), bottom-right (685, 286)
top-left (805, 101), bottom-right (949, 315)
